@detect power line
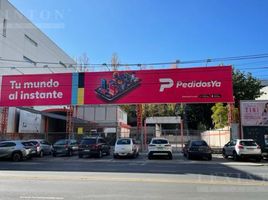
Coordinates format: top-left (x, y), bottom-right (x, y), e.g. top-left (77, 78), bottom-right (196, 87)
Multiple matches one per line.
top-left (1, 53), bottom-right (268, 68)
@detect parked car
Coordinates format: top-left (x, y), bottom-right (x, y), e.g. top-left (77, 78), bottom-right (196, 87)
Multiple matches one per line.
top-left (21, 141), bottom-right (37, 158)
top-left (222, 139), bottom-right (262, 162)
top-left (113, 138), bottom-right (139, 158)
top-left (0, 140), bottom-right (34, 161)
top-left (78, 137), bottom-right (110, 158)
top-left (183, 140), bottom-right (212, 160)
top-left (28, 139), bottom-right (52, 157)
top-left (148, 138), bottom-right (172, 160)
top-left (52, 139), bottom-right (78, 157)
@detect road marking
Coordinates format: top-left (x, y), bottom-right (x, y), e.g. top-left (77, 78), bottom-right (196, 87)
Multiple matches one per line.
top-left (222, 162), bottom-right (264, 166)
top-left (20, 197), bottom-right (64, 200)
top-left (2, 172), bottom-right (268, 187)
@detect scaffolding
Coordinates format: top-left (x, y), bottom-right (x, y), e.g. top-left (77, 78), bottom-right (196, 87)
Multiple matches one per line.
top-left (65, 105), bottom-right (74, 139)
top-left (0, 107), bottom-right (8, 138)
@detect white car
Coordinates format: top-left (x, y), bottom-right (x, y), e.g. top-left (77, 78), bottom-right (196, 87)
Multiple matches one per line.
top-left (113, 138), bottom-right (139, 158)
top-left (148, 138), bottom-right (172, 160)
top-left (222, 139), bottom-right (262, 162)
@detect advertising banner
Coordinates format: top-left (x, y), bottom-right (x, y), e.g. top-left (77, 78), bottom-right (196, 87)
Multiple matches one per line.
top-left (240, 100), bottom-right (268, 126)
top-left (0, 73), bottom-right (72, 106)
top-left (0, 66), bottom-right (234, 106)
top-left (84, 66), bottom-right (234, 104)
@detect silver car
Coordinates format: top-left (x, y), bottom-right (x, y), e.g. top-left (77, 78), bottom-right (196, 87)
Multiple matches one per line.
top-left (0, 140), bottom-right (33, 161)
top-left (222, 139), bottom-right (262, 162)
top-left (28, 139), bottom-right (52, 157)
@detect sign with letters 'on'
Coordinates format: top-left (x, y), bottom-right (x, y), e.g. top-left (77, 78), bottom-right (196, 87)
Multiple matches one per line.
top-left (0, 66), bottom-right (234, 106)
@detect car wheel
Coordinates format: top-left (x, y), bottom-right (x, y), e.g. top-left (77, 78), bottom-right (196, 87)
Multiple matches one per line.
top-left (78, 154), bottom-right (83, 158)
top-left (12, 152), bottom-right (22, 162)
top-left (106, 150), bottom-right (110, 156)
top-left (255, 157), bottom-right (262, 162)
top-left (52, 152), bottom-right (57, 157)
top-left (98, 150), bottom-right (103, 158)
top-left (187, 153), bottom-right (192, 160)
top-left (68, 150), bottom-right (73, 157)
top-left (113, 154), bottom-right (118, 159)
top-left (39, 150), bottom-right (44, 157)
top-left (207, 154), bottom-right (212, 161)
top-left (148, 152), bottom-right (153, 160)
top-left (233, 151), bottom-right (239, 161)
top-left (168, 153), bottom-right (173, 160)
top-left (222, 150), bottom-right (228, 159)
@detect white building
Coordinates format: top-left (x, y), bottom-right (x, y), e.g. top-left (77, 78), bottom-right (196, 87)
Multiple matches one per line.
top-left (0, 0), bottom-right (77, 133)
top-left (0, 0), bottom-right (76, 75)
top-left (0, 0), bottom-right (129, 141)
top-left (256, 80), bottom-right (268, 100)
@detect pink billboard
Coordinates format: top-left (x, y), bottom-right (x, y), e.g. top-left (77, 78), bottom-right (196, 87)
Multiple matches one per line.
top-left (0, 66), bottom-right (234, 106)
top-left (84, 66), bottom-right (234, 104)
top-left (240, 100), bottom-right (268, 126)
top-left (0, 73), bottom-right (72, 106)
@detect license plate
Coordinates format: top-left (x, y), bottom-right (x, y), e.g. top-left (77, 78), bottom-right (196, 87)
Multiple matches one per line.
top-left (84, 150), bottom-right (90, 152)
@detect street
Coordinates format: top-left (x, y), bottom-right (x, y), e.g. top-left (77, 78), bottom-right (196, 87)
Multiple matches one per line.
top-left (0, 154), bottom-right (268, 200)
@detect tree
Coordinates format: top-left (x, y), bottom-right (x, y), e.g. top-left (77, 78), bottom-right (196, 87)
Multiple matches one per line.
top-left (77, 53), bottom-right (91, 72)
top-left (233, 69), bottom-right (264, 107)
top-left (211, 103), bottom-right (228, 128)
top-left (111, 53), bottom-right (120, 71)
top-left (209, 69), bottom-right (264, 128)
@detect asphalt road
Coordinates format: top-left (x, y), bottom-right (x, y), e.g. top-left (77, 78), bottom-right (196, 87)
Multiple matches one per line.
top-left (0, 154), bottom-right (268, 200)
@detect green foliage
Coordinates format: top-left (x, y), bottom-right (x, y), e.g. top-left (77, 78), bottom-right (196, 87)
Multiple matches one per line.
top-left (211, 103), bottom-right (228, 128)
top-left (232, 69), bottom-right (264, 107)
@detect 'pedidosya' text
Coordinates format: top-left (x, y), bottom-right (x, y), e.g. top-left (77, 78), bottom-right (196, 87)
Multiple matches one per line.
top-left (159, 78), bottom-right (221, 92)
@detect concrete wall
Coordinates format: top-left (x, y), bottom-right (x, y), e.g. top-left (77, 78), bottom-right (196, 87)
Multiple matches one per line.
top-left (201, 127), bottom-right (231, 147)
top-left (77, 105), bottom-right (127, 125)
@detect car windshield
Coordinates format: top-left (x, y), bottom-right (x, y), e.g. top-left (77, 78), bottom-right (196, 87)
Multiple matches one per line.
top-left (54, 140), bottom-right (68, 145)
top-left (239, 141), bottom-right (257, 146)
top-left (117, 139), bottom-right (131, 145)
top-left (29, 141), bottom-right (38, 145)
top-left (152, 139), bottom-right (168, 144)
top-left (22, 141), bottom-right (34, 146)
top-left (81, 139), bottom-right (96, 145)
top-left (191, 141), bottom-right (208, 147)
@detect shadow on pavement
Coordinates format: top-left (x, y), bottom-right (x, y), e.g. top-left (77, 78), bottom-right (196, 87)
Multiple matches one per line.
top-left (1, 153), bottom-right (268, 182)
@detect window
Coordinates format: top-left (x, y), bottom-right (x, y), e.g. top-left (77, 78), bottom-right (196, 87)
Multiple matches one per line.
top-left (117, 139), bottom-right (131, 145)
top-left (191, 141), bottom-right (208, 147)
top-left (3, 18), bottom-right (7, 37)
top-left (152, 139), bottom-right (168, 144)
top-left (24, 34), bottom-right (38, 47)
top-left (98, 139), bottom-right (106, 144)
top-left (81, 139), bottom-right (96, 145)
top-left (0, 142), bottom-right (16, 147)
top-left (23, 56), bottom-right (36, 65)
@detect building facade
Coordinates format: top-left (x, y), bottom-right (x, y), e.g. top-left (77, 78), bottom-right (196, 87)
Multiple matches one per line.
top-left (0, 0), bottom-right (129, 142)
top-left (0, 0), bottom-right (77, 134)
top-left (0, 0), bottom-right (76, 75)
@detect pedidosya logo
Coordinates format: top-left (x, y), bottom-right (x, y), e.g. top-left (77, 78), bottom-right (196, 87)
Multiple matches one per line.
top-left (159, 78), bottom-right (221, 92)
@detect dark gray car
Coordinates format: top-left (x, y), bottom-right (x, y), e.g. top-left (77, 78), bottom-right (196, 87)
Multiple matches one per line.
top-left (52, 139), bottom-right (78, 157)
top-left (78, 137), bottom-right (110, 158)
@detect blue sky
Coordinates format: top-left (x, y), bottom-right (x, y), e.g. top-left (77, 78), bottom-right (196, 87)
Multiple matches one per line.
top-left (9, 0), bottom-right (268, 80)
